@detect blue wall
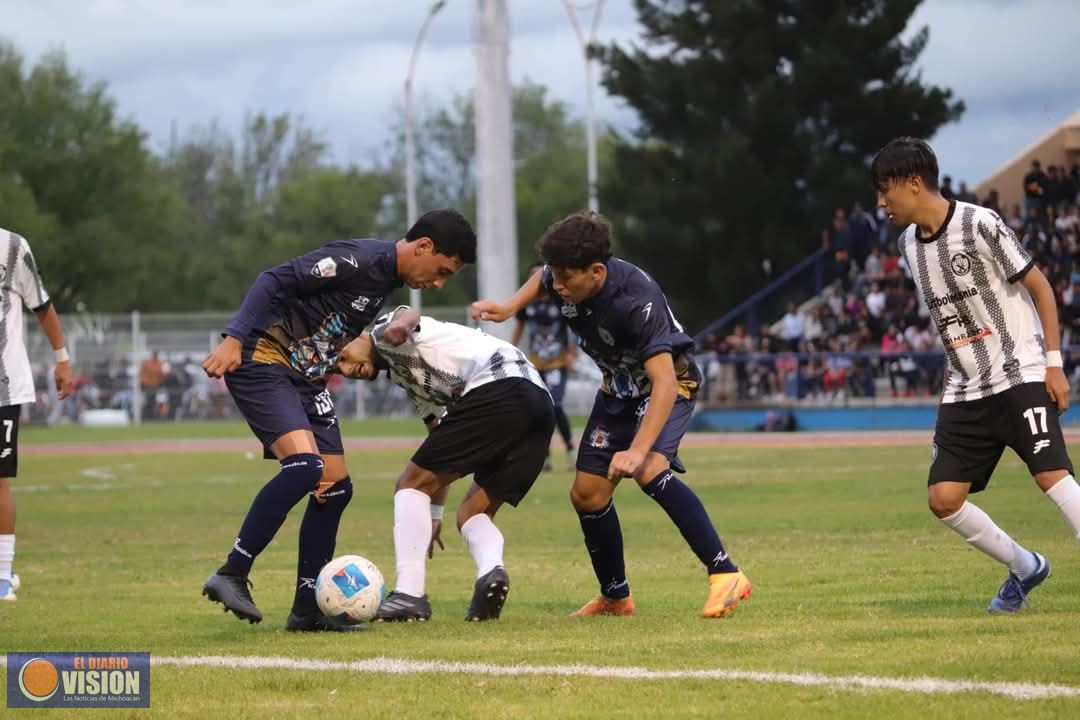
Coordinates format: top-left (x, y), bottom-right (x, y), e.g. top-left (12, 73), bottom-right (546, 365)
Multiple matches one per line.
top-left (691, 405), bottom-right (1080, 432)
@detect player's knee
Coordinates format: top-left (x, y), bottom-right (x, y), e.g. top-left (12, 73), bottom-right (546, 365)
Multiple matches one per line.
top-left (927, 488), bottom-right (963, 518)
top-left (321, 477), bottom-right (353, 507)
top-left (281, 453), bottom-right (324, 492)
top-left (394, 464), bottom-right (440, 495)
top-left (570, 483), bottom-right (608, 512)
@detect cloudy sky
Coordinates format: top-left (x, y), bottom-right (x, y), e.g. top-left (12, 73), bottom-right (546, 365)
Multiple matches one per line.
top-left (4, 0), bottom-right (1080, 185)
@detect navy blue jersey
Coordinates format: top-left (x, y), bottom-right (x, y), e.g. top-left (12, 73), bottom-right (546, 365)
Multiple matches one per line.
top-left (224, 239), bottom-right (402, 380)
top-left (541, 259), bottom-right (698, 400)
top-left (515, 298), bottom-right (571, 370)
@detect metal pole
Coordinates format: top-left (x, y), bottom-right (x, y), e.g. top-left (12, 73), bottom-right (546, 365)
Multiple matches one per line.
top-left (132, 310), bottom-right (142, 425)
top-left (474, 0), bottom-right (518, 340)
top-left (405, 0), bottom-right (447, 313)
top-left (561, 0), bottom-right (605, 213)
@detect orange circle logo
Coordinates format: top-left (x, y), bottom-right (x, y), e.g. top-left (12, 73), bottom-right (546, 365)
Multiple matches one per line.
top-left (18, 658), bottom-right (59, 702)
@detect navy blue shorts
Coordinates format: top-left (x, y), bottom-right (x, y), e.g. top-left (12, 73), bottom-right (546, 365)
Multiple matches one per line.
top-left (540, 368), bottom-right (567, 405)
top-left (576, 392), bottom-right (693, 477)
top-left (225, 360), bottom-right (343, 459)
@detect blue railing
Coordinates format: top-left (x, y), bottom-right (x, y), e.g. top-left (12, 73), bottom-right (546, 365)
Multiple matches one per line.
top-left (694, 248), bottom-right (827, 342)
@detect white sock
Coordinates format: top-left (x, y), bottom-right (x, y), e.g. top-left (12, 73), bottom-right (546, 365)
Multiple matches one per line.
top-left (0, 534), bottom-right (12, 582)
top-left (940, 501), bottom-right (1037, 577)
top-left (460, 514), bottom-right (504, 578)
top-left (392, 489), bottom-right (432, 597)
top-left (1045, 474), bottom-right (1080, 541)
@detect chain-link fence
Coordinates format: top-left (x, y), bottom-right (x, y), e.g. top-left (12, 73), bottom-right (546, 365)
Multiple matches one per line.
top-left (23, 307), bottom-right (603, 426)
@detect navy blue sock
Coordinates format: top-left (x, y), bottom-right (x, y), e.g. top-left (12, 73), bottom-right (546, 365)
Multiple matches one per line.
top-left (220, 453), bottom-right (324, 577)
top-left (576, 500), bottom-right (630, 599)
top-left (554, 406), bottom-right (574, 450)
top-left (641, 470), bottom-right (738, 574)
top-left (292, 476), bottom-right (353, 614)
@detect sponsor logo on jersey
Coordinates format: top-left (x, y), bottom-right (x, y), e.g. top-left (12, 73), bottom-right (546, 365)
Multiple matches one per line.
top-left (598, 327), bottom-right (614, 345)
top-left (561, 302), bottom-right (578, 318)
top-left (351, 296), bottom-right (370, 312)
top-left (927, 286), bottom-right (978, 310)
top-left (311, 256), bottom-right (337, 278)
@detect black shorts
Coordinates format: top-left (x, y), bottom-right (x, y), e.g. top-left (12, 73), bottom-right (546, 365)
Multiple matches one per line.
top-left (930, 382), bottom-right (1073, 493)
top-left (0, 405), bottom-right (20, 477)
top-left (411, 378), bottom-right (555, 506)
top-left (225, 360), bottom-right (343, 459)
top-left (576, 392), bottom-right (694, 476)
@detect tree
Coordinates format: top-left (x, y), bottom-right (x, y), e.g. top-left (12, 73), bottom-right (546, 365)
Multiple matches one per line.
top-left (381, 80), bottom-right (611, 301)
top-left (598, 0), bottom-right (964, 330)
top-left (0, 42), bottom-right (186, 311)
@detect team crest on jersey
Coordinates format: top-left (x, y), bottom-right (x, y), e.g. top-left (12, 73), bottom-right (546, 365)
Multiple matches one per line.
top-left (311, 256), bottom-right (338, 278)
top-left (351, 296), bottom-right (371, 312)
top-left (561, 302), bottom-right (578, 319)
top-left (589, 427), bottom-right (611, 449)
top-left (598, 327), bottom-right (615, 345)
top-left (950, 253), bottom-right (972, 276)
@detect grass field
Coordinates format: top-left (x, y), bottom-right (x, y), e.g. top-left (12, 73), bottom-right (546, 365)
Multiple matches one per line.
top-left (2, 422), bottom-right (1079, 718)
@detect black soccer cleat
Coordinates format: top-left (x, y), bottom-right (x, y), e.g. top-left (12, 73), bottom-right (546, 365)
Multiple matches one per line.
top-left (285, 610), bottom-right (367, 633)
top-left (465, 566), bottom-right (510, 622)
top-left (202, 572), bottom-right (263, 624)
top-left (375, 591), bottom-right (432, 622)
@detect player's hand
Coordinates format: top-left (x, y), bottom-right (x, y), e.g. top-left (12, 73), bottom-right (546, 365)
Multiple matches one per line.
top-left (428, 519), bottom-right (445, 559)
top-left (54, 361), bottom-right (74, 400)
top-left (313, 478), bottom-right (335, 504)
top-left (1046, 366), bottom-right (1070, 414)
top-left (607, 448), bottom-right (645, 481)
top-left (203, 336), bottom-right (243, 378)
top-left (471, 300), bottom-right (511, 323)
top-left (382, 324), bottom-right (410, 346)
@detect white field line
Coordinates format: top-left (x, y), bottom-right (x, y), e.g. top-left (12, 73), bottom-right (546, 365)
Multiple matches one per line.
top-left (85, 654), bottom-right (1080, 701)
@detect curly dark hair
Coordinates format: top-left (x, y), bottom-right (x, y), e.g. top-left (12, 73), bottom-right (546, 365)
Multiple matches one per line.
top-left (536, 211), bottom-right (613, 269)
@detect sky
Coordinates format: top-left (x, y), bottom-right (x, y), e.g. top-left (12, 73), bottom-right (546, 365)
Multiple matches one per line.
top-left (4, 0), bottom-right (1080, 186)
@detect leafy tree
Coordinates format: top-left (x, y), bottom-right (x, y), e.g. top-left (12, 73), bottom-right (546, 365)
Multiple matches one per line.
top-left (0, 42), bottom-right (185, 310)
top-left (598, 0), bottom-right (964, 330)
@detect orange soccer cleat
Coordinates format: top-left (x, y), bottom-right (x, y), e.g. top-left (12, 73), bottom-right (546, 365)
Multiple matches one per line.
top-left (569, 594), bottom-right (636, 618)
top-left (702, 570), bottom-right (752, 619)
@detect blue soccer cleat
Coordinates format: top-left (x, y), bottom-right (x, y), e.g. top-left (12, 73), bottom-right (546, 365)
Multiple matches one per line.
top-left (988, 552), bottom-right (1050, 614)
top-left (0, 578), bottom-right (15, 603)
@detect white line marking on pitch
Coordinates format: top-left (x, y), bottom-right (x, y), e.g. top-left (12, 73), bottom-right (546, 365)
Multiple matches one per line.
top-left (135, 655), bottom-right (1080, 701)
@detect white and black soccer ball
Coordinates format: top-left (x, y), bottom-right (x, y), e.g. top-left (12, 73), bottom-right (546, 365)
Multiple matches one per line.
top-left (315, 555), bottom-right (385, 624)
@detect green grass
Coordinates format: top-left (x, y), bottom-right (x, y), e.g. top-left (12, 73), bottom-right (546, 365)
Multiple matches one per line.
top-left (2, 434), bottom-right (1079, 718)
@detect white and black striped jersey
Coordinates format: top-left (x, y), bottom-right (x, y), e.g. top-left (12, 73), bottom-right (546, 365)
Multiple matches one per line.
top-left (371, 307), bottom-right (547, 419)
top-left (0, 229), bottom-right (52, 407)
top-left (898, 200), bottom-right (1045, 404)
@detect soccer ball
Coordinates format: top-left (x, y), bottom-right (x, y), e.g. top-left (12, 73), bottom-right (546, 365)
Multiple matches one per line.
top-left (315, 555), bottom-right (385, 624)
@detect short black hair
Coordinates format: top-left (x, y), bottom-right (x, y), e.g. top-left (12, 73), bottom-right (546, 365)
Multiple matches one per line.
top-left (406, 209), bottom-right (477, 264)
top-left (870, 137), bottom-right (940, 193)
top-left (536, 211), bottom-right (613, 269)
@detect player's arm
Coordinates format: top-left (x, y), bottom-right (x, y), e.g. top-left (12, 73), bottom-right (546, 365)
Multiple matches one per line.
top-left (511, 319), bottom-right (525, 346)
top-left (607, 352), bottom-right (677, 481)
top-left (382, 306), bottom-right (421, 346)
top-left (428, 484), bottom-right (448, 558)
top-left (471, 270), bottom-right (544, 323)
top-left (1021, 265), bottom-right (1069, 413)
top-left (34, 303), bottom-right (73, 400)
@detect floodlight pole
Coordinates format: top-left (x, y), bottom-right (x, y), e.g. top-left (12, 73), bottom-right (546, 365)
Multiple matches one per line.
top-left (405, 0), bottom-right (447, 313)
top-left (561, 0), bottom-right (605, 213)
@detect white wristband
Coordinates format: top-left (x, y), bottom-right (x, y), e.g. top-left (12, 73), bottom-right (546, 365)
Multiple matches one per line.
top-left (1046, 350), bottom-right (1063, 368)
top-left (54, 347), bottom-right (70, 363)
top-left (430, 504), bottom-right (445, 521)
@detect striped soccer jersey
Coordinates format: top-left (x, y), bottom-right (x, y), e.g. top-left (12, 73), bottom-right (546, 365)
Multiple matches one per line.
top-left (371, 307), bottom-right (547, 419)
top-left (0, 229), bottom-right (52, 407)
top-left (898, 200), bottom-right (1046, 404)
